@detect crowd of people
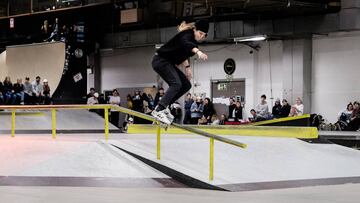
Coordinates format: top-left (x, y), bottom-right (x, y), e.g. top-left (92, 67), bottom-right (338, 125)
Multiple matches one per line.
top-left (0, 76), bottom-right (51, 105)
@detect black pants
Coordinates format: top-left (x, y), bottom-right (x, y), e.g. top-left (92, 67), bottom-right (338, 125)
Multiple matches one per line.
top-left (152, 55), bottom-right (191, 108)
top-left (110, 111), bottom-right (119, 128)
top-left (190, 117), bottom-right (200, 125)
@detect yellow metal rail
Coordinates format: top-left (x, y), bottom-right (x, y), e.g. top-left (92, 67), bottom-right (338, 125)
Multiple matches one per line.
top-left (0, 104), bottom-right (247, 181)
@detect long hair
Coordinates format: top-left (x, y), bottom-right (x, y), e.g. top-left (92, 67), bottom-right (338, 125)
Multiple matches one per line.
top-left (178, 21), bottom-right (195, 32)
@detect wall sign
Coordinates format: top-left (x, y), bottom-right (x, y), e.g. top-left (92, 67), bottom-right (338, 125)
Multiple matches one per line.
top-left (224, 58), bottom-right (236, 75)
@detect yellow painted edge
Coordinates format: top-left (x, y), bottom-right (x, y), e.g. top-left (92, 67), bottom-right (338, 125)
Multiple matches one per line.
top-left (127, 124), bottom-right (318, 139)
top-left (249, 114), bottom-right (311, 126)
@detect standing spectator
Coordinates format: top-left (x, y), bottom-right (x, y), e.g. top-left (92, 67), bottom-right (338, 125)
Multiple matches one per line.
top-left (132, 90), bottom-right (143, 123)
top-left (32, 76), bottom-right (43, 104)
top-left (228, 98), bottom-right (236, 119)
top-left (280, 99), bottom-right (291, 117)
top-left (289, 97), bottom-right (304, 116)
top-left (12, 78), bottom-right (25, 105)
top-left (3, 76), bottom-right (13, 104)
top-left (40, 20), bottom-right (50, 42)
top-left (190, 96), bottom-right (204, 124)
top-left (231, 101), bottom-right (243, 121)
top-left (126, 94), bottom-right (133, 109)
top-left (23, 77), bottom-right (35, 104)
top-left (272, 98), bottom-right (282, 118)
top-left (43, 79), bottom-right (51, 105)
top-left (147, 93), bottom-right (155, 110)
top-left (47, 18), bottom-right (60, 41)
top-left (109, 89), bottom-right (121, 128)
top-left (183, 93), bottom-right (193, 124)
top-left (86, 88), bottom-right (96, 100)
top-left (0, 80), bottom-right (4, 105)
top-left (154, 88), bottom-right (164, 108)
top-left (142, 93), bottom-right (153, 124)
top-left (255, 94), bottom-right (270, 120)
top-left (170, 101), bottom-right (182, 124)
top-left (87, 92), bottom-right (99, 105)
top-left (202, 98), bottom-right (216, 124)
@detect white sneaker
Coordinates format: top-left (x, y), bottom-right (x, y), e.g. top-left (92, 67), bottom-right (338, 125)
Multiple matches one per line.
top-left (151, 110), bottom-right (171, 125)
top-left (164, 108), bottom-right (174, 123)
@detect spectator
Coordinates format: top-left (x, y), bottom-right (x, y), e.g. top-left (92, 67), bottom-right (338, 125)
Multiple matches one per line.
top-left (183, 93), bottom-right (193, 124)
top-left (109, 89), bottom-right (121, 128)
top-left (41, 20), bottom-right (50, 42)
top-left (12, 78), bottom-right (24, 105)
top-left (231, 101), bottom-right (243, 121)
top-left (47, 18), bottom-right (60, 42)
top-left (255, 94), bottom-right (270, 119)
top-left (43, 79), bottom-right (51, 105)
top-left (147, 93), bottom-right (155, 110)
top-left (170, 101), bottom-right (182, 124)
top-left (0, 80), bottom-right (4, 105)
top-left (154, 87), bottom-right (164, 107)
top-left (272, 98), bottom-right (282, 118)
top-left (202, 98), bottom-right (216, 124)
top-left (280, 99), bottom-right (291, 117)
top-left (87, 92), bottom-right (99, 105)
top-left (3, 76), bottom-right (13, 104)
top-left (86, 87), bottom-right (95, 100)
top-left (190, 96), bottom-right (204, 124)
top-left (142, 93), bottom-right (153, 124)
top-left (132, 90), bottom-right (143, 123)
top-left (347, 101), bottom-right (360, 131)
top-left (126, 94), bottom-right (133, 109)
top-left (23, 77), bottom-right (35, 104)
top-left (338, 103), bottom-right (353, 123)
top-left (32, 76), bottom-right (43, 104)
top-left (249, 109), bottom-right (266, 122)
top-left (228, 98), bottom-right (236, 119)
top-left (289, 97), bottom-right (304, 116)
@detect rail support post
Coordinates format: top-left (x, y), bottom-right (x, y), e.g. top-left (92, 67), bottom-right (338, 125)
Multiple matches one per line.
top-left (11, 110), bottom-right (15, 137)
top-left (104, 107), bottom-right (109, 141)
top-left (156, 124), bottom-right (161, 160)
top-left (51, 109), bottom-right (57, 139)
top-left (209, 137), bottom-right (214, 181)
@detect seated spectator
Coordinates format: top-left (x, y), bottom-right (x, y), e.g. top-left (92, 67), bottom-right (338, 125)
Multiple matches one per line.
top-left (249, 109), bottom-right (266, 122)
top-left (272, 98), bottom-right (282, 118)
top-left (87, 92), bottom-right (99, 105)
top-left (338, 103), bottom-right (353, 123)
top-left (43, 79), bottom-right (51, 105)
top-left (3, 76), bottom-right (13, 104)
top-left (202, 98), bottom-right (216, 124)
top-left (0, 80), bottom-right (4, 105)
top-left (231, 100), bottom-right (243, 121)
top-left (255, 94), bottom-right (270, 120)
top-left (12, 78), bottom-right (24, 105)
top-left (289, 97), bottom-right (304, 116)
top-left (347, 101), bottom-right (360, 131)
top-left (86, 87), bottom-right (96, 100)
top-left (280, 99), bottom-right (291, 117)
top-left (32, 76), bottom-right (43, 104)
top-left (23, 77), bottom-right (35, 104)
top-left (212, 114), bottom-right (227, 125)
top-left (109, 89), bottom-right (121, 128)
top-left (190, 96), bottom-right (204, 124)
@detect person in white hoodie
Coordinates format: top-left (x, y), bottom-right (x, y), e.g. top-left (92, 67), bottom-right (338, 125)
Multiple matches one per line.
top-left (289, 97), bottom-right (304, 116)
top-left (255, 94), bottom-right (270, 120)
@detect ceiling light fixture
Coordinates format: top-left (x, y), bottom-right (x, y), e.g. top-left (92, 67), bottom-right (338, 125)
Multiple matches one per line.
top-left (233, 35), bottom-right (267, 42)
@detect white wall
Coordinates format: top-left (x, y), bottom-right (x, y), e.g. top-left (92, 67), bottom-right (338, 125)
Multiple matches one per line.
top-left (312, 32), bottom-right (360, 122)
top-left (100, 46), bottom-right (157, 91)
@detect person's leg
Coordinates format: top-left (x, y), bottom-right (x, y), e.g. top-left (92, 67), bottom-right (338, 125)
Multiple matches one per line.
top-left (169, 68), bottom-right (192, 104)
top-left (152, 56), bottom-right (183, 110)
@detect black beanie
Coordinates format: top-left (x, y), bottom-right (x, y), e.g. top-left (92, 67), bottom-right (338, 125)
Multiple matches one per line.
top-left (195, 19), bottom-right (209, 33)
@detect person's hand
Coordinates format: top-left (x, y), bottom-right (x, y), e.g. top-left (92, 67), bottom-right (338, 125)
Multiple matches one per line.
top-left (185, 68), bottom-right (192, 80)
top-left (197, 51), bottom-right (208, 60)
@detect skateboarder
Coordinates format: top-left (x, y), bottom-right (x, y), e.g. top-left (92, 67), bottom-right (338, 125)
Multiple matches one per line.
top-left (151, 19), bottom-right (209, 124)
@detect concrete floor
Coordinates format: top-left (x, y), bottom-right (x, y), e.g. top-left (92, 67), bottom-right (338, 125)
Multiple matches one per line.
top-left (0, 184), bottom-right (359, 203)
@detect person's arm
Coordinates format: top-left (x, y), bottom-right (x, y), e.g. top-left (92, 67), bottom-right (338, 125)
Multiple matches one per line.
top-left (180, 33), bottom-right (208, 60)
top-left (191, 47), bottom-right (208, 60)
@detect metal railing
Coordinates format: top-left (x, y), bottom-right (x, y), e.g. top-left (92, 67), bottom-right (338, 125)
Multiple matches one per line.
top-left (0, 104), bottom-right (247, 181)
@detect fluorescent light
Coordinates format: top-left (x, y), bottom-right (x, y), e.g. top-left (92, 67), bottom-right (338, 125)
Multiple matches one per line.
top-left (234, 35), bottom-right (267, 42)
